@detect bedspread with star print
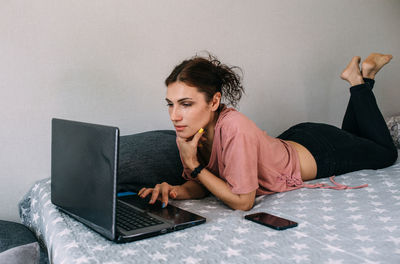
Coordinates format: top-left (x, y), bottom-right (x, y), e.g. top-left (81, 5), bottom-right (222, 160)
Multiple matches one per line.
top-left (19, 152), bottom-right (400, 264)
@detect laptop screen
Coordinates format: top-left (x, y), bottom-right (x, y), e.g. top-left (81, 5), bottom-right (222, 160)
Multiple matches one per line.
top-left (51, 118), bottom-right (119, 240)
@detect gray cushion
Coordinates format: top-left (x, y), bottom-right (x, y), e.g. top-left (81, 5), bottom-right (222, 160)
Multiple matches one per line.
top-left (117, 130), bottom-right (185, 192)
top-left (0, 220), bottom-right (48, 264)
top-left (386, 115), bottom-right (400, 149)
top-left (0, 242), bottom-right (39, 264)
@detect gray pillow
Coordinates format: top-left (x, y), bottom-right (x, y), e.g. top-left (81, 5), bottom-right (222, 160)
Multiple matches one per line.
top-left (0, 242), bottom-right (40, 264)
top-left (0, 220), bottom-right (48, 264)
top-left (386, 115), bottom-right (400, 149)
top-left (117, 130), bottom-right (185, 192)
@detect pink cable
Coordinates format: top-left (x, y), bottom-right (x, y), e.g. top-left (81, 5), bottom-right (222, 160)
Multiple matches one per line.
top-left (301, 176), bottom-right (368, 190)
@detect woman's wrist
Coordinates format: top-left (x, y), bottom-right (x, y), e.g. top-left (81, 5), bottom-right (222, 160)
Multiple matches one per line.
top-left (188, 161), bottom-right (201, 171)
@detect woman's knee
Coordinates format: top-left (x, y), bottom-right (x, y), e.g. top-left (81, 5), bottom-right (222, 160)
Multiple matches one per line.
top-left (383, 146), bottom-right (398, 167)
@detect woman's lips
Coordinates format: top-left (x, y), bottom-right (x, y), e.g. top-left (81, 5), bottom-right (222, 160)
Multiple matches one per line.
top-left (174, 125), bottom-right (186, 131)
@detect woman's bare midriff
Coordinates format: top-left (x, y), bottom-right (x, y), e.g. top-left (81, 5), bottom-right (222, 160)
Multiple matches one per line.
top-left (285, 140), bottom-right (317, 181)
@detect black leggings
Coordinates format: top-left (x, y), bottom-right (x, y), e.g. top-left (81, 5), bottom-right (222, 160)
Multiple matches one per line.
top-left (278, 79), bottom-right (398, 179)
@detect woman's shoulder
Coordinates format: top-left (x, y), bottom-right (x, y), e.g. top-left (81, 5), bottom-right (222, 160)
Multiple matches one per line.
top-left (217, 107), bottom-right (259, 134)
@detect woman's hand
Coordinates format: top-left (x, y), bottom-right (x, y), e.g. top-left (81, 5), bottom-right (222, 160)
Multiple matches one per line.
top-left (138, 181), bottom-right (208, 208)
top-left (138, 182), bottom-right (179, 208)
top-left (177, 128), bottom-right (205, 170)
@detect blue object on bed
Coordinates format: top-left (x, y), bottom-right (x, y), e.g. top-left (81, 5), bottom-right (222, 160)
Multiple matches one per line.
top-left (19, 153), bottom-right (400, 263)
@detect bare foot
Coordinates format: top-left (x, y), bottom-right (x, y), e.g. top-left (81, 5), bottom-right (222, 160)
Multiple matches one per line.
top-left (362, 53), bottom-right (393, 79)
top-left (340, 56), bottom-right (364, 86)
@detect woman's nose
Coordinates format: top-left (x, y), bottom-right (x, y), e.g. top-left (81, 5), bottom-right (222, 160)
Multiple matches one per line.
top-left (170, 107), bottom-right (182, 121)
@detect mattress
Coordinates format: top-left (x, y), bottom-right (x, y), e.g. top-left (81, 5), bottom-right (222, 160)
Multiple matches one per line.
top-left (19, 157), bottom-right (400, 263)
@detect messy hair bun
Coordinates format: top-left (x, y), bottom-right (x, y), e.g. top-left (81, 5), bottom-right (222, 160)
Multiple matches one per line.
top-left (165, 53), bottom-right (244, 108)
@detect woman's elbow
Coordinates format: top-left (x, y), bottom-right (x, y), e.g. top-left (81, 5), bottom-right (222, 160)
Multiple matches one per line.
top-left (231, 199), bottom-right (254, 211)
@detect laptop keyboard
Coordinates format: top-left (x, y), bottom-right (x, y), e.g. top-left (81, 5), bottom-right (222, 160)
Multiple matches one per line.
top-left (116, 201), bottom-right (164, 231)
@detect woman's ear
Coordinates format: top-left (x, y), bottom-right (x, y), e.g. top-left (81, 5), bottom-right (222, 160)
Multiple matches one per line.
top-left (211, 92), bottom-right (222, 111)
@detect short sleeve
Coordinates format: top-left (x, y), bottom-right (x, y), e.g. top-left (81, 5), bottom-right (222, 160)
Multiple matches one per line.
top-left (220, 132), bottom-right (259, 194)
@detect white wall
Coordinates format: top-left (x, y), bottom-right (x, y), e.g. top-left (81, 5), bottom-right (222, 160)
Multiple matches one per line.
top-left (1, 0), bottom-right (400, 221)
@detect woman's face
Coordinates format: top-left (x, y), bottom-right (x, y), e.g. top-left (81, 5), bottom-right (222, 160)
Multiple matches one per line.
top-left (166, 81), bottom-right (219, 139)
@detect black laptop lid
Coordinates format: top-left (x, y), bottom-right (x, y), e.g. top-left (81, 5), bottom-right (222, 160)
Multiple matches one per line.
top-left (51, 118), bottom-right (119, 240)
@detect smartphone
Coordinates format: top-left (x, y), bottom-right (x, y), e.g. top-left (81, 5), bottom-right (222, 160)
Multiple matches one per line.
top-left (245, 212), bottom-right (298, 230)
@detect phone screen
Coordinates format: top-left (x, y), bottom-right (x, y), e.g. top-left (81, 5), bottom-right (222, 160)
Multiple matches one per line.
top-left (245, 212), bottom-right (298, 230)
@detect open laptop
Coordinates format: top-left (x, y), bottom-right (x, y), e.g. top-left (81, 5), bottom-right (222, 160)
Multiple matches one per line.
top-left (51, 118), bottom-right (206, 243)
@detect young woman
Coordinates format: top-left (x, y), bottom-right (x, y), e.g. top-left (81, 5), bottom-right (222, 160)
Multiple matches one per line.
top-left (138, 53), bottom-right (398, 211)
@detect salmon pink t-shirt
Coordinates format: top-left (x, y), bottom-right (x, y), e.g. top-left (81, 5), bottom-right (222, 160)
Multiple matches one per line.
top-left (180, 106), bottom-right (303, 195)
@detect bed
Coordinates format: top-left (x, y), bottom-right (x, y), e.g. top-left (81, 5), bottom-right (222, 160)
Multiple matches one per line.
top-left (19, 156), bottom-right (400, 264)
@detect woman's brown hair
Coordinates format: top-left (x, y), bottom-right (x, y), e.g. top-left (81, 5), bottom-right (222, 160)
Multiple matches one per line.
top-left (165, 53), bottom-right (244, 108)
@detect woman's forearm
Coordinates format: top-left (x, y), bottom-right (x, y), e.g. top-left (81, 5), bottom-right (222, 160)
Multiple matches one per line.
top-left (197, 169), bottom-right (256, 211)
top-left (175, 180), bottom-right (209, 200)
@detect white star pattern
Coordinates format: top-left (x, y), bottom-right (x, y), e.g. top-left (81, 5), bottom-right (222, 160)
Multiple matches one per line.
top-left (257, 252), bottom-right (274, 260)
top-left (348, 214), bottom-right (362, 220)
top-left (263, 230), bottom-right (278, 237)
top-left (52, 217), bottom-right (63, 225)
top-left (151, 252), bottom-right (168, 261)
top-left (370, 201), bottom-right (383, 206)
top-left (321, 206), bottom-right (333, 212)
top-left (222, 247), bottom-right (240, 257)
top-left (136, 240), bottom-right (150, 246)
top-left (365, 187), bottom-right (376, 193)
top-left (174, 232), bottom-right (188, 238)
top-left (58, 228), bottom-right (71, 237)
top-left (164, 241), bottom-right (181, 249)
top-left (64, 241), bottom-right (79, 250)
top-left (325, 258), bottom-right (343, 264)
top-left (324, 234), bottom-right (340, 242)
top-left (384, 226), bottom-right (398, 232)
top-left (191, 245), bottom-right (208, 253)
top-left (372, 208), bottom-right (387, 213)
top-left (355, 235), bottom-right (372, 242)
top-left (231, 237), bottom-right (245, 245)
top-left (352, 224), bottom-right (366, 231)
top-left (292, 254), bottom-right (309, 263)
top-left (32, 212), bottom-right (39, 223)
top-left (183, 256), bottom-right (201, 264)
top-left (293, 231), bottom-right (308, 239)
top-left (322, 215), bottom-right (335, 221)
top-left (74, 256), bottom-right (90, 264)
top-left (346, 207), bottom-right (360, 212)
top-left (378, 216), bottom-right (392, 223)
top-left (322, 224), bottom-right (336, 230)
top-left (234, 227), bottom-right (249, 234)
top-left (203, 234), bottom-right (216, 241)
top-left (386, 236), bottom-right (400, 246)
top-left (292, 243), bottom-right (309, 250)
top-left (262, 240), bottom-right (276, 247)
top-left (359, 246), bottom-right (379, 256)
top-left (209, 225), bottom-right (222, 231)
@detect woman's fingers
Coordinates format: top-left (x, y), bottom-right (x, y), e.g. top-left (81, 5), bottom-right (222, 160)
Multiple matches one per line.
top-left (191, 128), bottom-right (204, 146)
top-left (139, 183), bottom-right (177, 208)
top-left (138, 188), bottom-right (146, 196)
top-left (161, 184), bottom-right (170, 207)
top-left (149, 185), bottom-right (161, 204)
top-left (138, 188), bottom-right (153, 198)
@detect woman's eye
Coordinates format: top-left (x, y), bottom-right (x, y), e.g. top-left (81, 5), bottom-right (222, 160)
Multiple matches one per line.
top-left (183, 103), bottom-right (191, 107)
top-left (166, 103), bottom-right (173, 107)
